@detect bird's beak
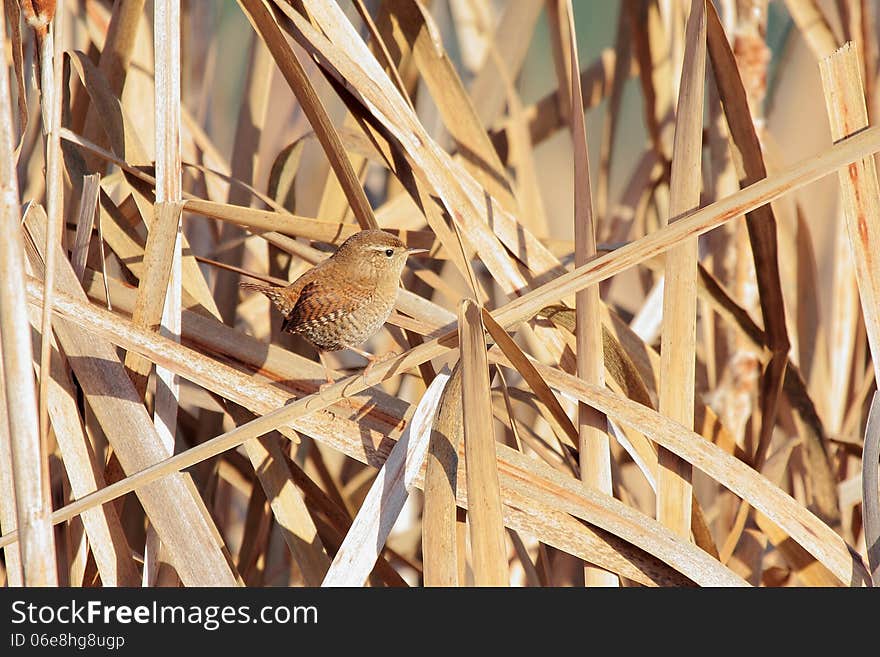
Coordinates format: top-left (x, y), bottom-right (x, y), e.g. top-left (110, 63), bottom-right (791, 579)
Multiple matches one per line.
top-left (406, 247), bottom-right (429, 256)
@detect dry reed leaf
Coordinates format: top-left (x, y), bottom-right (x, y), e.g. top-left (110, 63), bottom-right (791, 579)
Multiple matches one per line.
top-left (0, 359), bottom-right (23, 585)
top-left (146, 9), bottom-right (183, 562)
top-left (468, 0), bottom-right (542, 128)
top-left (459, 300), bottom-right (508, 585)
top-left (596, 4), bottom-right (631, 225)
top-left (488, 350), bottom-right (870, 586)
top-left (238, 0), bottom-right (377, 231)
top-left (656, 0), bottom-right (706, 538)
top-left (71, 174), bottom-right (100, 281)
top-left (23, 207), bottom-right (238, 586)
top-left (28, 315), bottom-right (138, 585)
top-left (0, 18), bottom-right (57, 585)
top-left (539, 304), bottom-right (720, 557)
top-left (707, 3), bottom-right (793, 470)
top-left (79, 0), bottom-right (146, 160)
top-left (784, 0), bottom-right (840, 59)
top-left (482, 310), bottom-right (576, 447)
top-left (14, 280), bottom-right (702, 585)
top-left (496, 441), bottom-right (747, 586)
top-left (239, 434), bottom-right (330, 586)
top-left (123, 201), bottom-right (185, 398)
top-left (36, 5), bottom-right (65, 573)
top-left (184, 198), bottom-right (436, 250)
top-left (819, 43), bottom-right (880, 390)
top-left (422, 364), bottom-right (463, 587)
top-left (323, 368), bottom-right (450, 586)
top-left (630, 0), bottom-right (675, 159)
top-left (376, 0), bottom-right (515, 211)
top-left (3, 0), bottom-right (28, 153)
top-left (861, 392), bottom-right (880, 583)
top-left (558, 0), bottom-right (615, 587)
top-left (212, 34), bottom-right (273, 325)
top-left (826, 216), bottom-right (859, 433)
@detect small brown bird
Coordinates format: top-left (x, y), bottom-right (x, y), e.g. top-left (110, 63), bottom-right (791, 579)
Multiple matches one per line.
top-left (240, 230), bottom-right (426, 387)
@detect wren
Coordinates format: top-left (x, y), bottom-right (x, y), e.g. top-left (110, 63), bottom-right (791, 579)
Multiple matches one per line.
top-left (240, 229), bottom-right (426, 387)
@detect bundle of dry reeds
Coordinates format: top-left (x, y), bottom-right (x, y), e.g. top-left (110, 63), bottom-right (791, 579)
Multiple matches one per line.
top-left (0, 0), bottom-right (878, 587)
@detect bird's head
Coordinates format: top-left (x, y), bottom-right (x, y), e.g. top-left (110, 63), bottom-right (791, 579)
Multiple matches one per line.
top-left (332, 229), bottom-right (426, 281)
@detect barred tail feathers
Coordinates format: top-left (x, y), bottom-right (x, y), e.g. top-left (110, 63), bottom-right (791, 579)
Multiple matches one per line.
top-left (239, 281), bottom-right (296, 316)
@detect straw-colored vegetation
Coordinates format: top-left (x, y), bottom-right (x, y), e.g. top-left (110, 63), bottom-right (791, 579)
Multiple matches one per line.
top-left (0, 0), bottom-right (878, 587)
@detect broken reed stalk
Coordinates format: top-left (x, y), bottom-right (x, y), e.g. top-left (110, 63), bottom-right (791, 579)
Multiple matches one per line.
top-left (422, 365), bottom-right (464, 586)
top-left (36, 2), bottom-right (63, 523)
top-left (819, 43), bottom-right (880, 389)
top-left (561, 0), bottom-right (616, 587)
top-left (657, 0), bottom-right (706, 538)
top-left (458, 300), bottom-right (508, 586)
top-left (7, 121), bottom-right (880, 561)
top-left (0, 11), bottom-right (57, 586)
top-left (9, 272), bottom-right (869, 586)
top-left (861, 393), bottom-right (880, 582)
top-left (152, 0), bottom-right (183, 451)
top-left (819, 43), bottom-right (880, 586)
top-left (70, 174), bottom-right (100, 281)
top-left (322, 369), bottom-right (450, 586)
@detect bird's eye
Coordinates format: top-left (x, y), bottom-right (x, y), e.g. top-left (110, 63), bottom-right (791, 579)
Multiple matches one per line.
top-left (385, 249), bottom-right (394, 257)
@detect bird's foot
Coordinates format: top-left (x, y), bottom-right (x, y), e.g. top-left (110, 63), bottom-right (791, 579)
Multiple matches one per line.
top-left (361, 350), bottom-right (400, 385)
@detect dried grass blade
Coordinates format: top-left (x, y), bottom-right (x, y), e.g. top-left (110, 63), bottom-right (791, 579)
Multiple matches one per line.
top-left (240, 435), bottom-right (330, 586)
top-left (706, 1), bottom-right (790, 355)
top-left (459, 300), bottom-right (508, 585)
top-left (37, 4), bottom-right (65, 564)
top-left (71, 174), bottom-right (100, 281)
top-left (784, 0), bottom-right (840, 59)
top-left (499, 444), bottom-right (747, 586)
top-left (657, 0), bottom-right (706, 538)
top-left (16, 282), bottom-right (712, 585)
top-left (238, 0), bottom-right (377, 230)
top-left (468, 0), bottom-right (543, 128)
top-left (0, 17), bottom-right (57, 585)
top-left (558, 0), bottom-right (616, 586)
top-left (153, 0), bottom-right (184, 470)
top-left (862, 392), bottom-right (880, 583)
top-left (481, 310), bottom-right (576, 446)
top-left (423, 365), bottom-right (463, 586)
top-left (80, 0), bottom-right (146, 158)
top-left (123, 201), bottom-right (185, 398)
top-left (323, 368), bottom-right (451, 586)
top-left (596, 4), bottom-right (631, 227)
top-left (489, 351), bottom-right (869, 586)
top-left (377, 0), bottom-right (515, 209)
top-left (819, 43), bottom-right (880, 394)
top-left (0, 359), bottom-right (23, 585)
top-left (23, 208), bottom-right (238, 586)
top-left (3, 0), bottom-right (27, 152)
top-left (32, 325), bottom-right (138, 585)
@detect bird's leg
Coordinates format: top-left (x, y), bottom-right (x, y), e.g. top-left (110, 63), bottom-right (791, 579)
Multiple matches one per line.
top-left (317, 350), bottom-right (336, 393)
top-left (346, 345), bottom-right (399, 383)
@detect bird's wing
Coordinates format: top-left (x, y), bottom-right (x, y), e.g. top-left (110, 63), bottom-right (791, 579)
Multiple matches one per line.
top-left (283, 279), bottom-right (369, 334)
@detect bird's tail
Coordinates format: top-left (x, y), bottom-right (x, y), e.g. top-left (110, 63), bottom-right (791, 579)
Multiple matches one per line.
top-left (239, 281), bottom-right (296, 315)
